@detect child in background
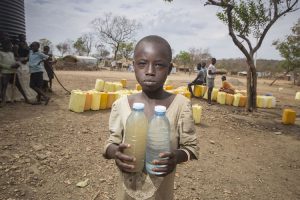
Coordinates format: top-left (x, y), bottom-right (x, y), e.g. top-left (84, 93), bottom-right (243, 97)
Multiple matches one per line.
top-left (103, 35), bottom-right (199, 200)
top-left (219, 75), bottom-right (235, 94)
top-left (43, 46), bottom-right (56, 92)
top-left (28, 42), bottom-right (50, 105)
top-left (0, 39), bottom-right (31, 107)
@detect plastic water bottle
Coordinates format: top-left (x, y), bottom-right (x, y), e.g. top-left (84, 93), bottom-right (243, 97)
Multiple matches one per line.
top-left (123, 103), bottom-right (148, 172)
top-left (146, 105), bottom-right (171, 175)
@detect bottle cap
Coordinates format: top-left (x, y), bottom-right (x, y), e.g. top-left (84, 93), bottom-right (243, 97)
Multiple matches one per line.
top-left (133, 103), bottom-right (145, 110)
top-left (154, 105), bottom-right (166, 113)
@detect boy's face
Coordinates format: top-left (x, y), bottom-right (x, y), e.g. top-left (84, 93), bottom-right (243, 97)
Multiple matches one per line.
top-left (133, 41), bottom-right (171, 92)
top-left (32, 43), bottom-right (39, 52)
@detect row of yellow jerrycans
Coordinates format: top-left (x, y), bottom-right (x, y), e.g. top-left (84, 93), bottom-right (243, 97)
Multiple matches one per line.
top-left (136, 84), bottom-right (192, 99)
top-left (69, 90), bottom-right (119, 113)
top-left (95, 79), bottom-right (126, 92)
top-left (135, 84), bottom-right (174, 91)
top-left (193, 85), bottom-right (276, 108)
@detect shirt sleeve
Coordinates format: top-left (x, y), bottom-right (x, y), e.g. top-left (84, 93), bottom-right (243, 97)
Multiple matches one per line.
top-left (39, 52), bottom-right (49, 60)
top-left (0, 55), bottom-right (11, 69)
top-left (177, 99), bottom-right (199, 159)
top-left (103, 99), bottom-right (124, 156)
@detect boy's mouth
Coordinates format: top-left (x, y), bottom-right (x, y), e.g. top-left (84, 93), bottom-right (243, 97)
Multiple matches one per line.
top-left (143, 80), bottom-right (156, 86)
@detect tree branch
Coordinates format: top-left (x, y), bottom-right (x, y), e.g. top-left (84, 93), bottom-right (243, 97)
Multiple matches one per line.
top-left (253, 0), bottom-right (299, 54)
top-left (237, 34), bottom-right (253, 52)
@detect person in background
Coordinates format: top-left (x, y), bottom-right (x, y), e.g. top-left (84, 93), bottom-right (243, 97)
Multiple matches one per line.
top-left (43, 46), bottom-right (56, 92)
top-left (28, 41), bottom-right (50, 105)
top-left (219, 75), bottom-right (235, 94)
top-left (207, 57), bottom-right (226, 105)
top-left (202, 61), bottom-right (207, 85)
top-left (187, 63), bottom-right (205, 97)
top-left (0, 39), bottom-right (31, 107)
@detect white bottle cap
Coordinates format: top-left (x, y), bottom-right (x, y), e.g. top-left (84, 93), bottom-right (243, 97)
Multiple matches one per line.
top-left (154, 105), bottom-right (166, 113)
top-left (133, 103), bottom-right (145, 110)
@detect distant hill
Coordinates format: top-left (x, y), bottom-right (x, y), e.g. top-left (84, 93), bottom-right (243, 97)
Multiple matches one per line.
top-left (216, 58), bottom-right (282, 73)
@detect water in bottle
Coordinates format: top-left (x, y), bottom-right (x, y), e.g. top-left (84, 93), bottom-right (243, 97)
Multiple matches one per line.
top-left (146, 105), bottom-right (171, 175)
top-left (123, 102), bottom-right (148, 172)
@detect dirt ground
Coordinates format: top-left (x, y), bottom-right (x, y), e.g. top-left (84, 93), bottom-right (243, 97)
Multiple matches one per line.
top-left (0, 70), bottom-right (299, 200)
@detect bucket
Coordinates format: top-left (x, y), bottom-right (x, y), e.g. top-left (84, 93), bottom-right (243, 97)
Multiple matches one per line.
top-left (295, 92), bottom-right (300, 100)
top-left (100, 92), bottom-right (108, 110)
top-left (107, 92), bottom-right (117, 109)
top-left (282, 109), bottom-right (296, 125)
top-left (217, 92), bottom-right (226, 105)
top-left (69, 91), bottom-right (86, 113)
top-left (233, 93), bottom-right (241, 107)
top-left (193, 85), bottom-right (202, 97)
top-left (84, 91), bottom-right (93, 111)
top-left (225, 93), bottom-right (234, 105)
top-left (120, 79), bottom-right (127, 88)
top-left (91, 91), bottom-right (101, 110)
top-left (238, 95), bottom-right (247, 107)
top-left (192, 104), bottom-right (202, 124)
top-left (136, 84), bottom-right (142, 91)
top-left (95, 79), bottom-right (105, 92)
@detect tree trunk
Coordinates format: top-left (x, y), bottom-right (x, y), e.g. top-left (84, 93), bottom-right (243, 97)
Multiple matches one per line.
top-left (246, 60), bottom-right (257, 112)
top-left (114, 43), bottom-right (119, 60)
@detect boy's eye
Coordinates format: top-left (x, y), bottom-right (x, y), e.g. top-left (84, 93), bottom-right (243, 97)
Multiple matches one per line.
top-left (155, 63), bottom-right (165, 68)
top-left (138, 62), bottom-right (146, 67)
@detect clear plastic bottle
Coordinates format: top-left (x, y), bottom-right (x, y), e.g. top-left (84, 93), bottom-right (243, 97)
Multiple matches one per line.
top-left (123, 103), bottom-right (148, 172)
top-left (146, 105), bottom-right (171, 175)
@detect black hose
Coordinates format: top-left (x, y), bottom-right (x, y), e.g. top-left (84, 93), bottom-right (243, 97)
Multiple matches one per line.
top-left (49, 67), bottom-right (71, 94)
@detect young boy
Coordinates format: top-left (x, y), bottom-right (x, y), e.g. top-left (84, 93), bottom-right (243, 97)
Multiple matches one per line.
top-left (28, 42), bottom-right (50, 105)
top-left (103, 35), bottom-right (199, 200)
top-left (188, 63), bottom-right (205, 97)
top-left (0, 39), bottom-right (30, 107)
top-left (43, 46), bottom-right (56, 92)
top-left (219, 75), bottom-right (235, 94)
top-left (207, 57), bottom-right (225, 104)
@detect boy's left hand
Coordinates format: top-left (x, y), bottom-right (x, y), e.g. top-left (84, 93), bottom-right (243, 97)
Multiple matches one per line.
top-left (152, 151), bottom-right (178, 176)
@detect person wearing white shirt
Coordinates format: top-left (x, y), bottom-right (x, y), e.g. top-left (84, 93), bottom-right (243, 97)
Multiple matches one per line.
top-left (207, 58), bottom-right (225, 104)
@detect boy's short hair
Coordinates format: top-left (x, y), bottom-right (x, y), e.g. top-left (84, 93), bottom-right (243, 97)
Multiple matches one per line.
top-left (31, 41), bottom-right (40, 48)
top-left (134, 35), bottom-right (172, 62)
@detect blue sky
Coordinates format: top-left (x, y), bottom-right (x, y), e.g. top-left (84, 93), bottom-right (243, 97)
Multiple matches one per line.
top-left (25, 0), bottom-right (300, 59)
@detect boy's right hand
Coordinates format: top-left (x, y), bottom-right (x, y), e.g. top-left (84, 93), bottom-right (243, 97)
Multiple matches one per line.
top-left (11, 63), bottom-right (20, 69)
top-left (114, 143), bottom-right (136, 173)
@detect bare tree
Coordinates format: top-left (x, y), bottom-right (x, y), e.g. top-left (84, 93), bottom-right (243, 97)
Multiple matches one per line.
top-left (82, 32), bottom-right (94, 56)
top-left (189, 47), bottom-right (211, 66)
top-left (56, 40), bottom-right (73, 57)
top-left (91, 13), bottom-right (141, 60)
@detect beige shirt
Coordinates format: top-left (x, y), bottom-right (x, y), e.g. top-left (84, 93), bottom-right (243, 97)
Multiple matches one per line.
top-left (104, 94), bottom-right (199, 200)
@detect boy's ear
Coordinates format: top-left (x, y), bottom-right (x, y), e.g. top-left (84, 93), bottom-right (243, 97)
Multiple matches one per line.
top-left (168, 63), bottom-right (173, 75)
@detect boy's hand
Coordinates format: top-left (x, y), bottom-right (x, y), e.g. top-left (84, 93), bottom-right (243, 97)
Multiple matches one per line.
top-left (151, 151), bottom-right (178, 176)
top-left (11, 63), bottom-right (20, 69)
top-left (114, 143), bottom-right (136, 173)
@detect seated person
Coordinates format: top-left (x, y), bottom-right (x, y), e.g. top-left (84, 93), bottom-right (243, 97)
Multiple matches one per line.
top-left (219, 76), bottom-right (235, 94)
top-left (188, 63), bottom-right (204, 97)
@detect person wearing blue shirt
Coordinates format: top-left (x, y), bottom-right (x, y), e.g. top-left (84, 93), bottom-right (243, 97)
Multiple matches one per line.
top-left (188, 63), bottom-right (205, 97)
top-left (29, 42), bottom-right (50, 105)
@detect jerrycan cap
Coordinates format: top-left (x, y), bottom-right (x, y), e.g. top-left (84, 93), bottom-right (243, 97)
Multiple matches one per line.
top-left (154, 105), bottom-right (166, 113)
top-left (133, 103), bottom-right (145, 110)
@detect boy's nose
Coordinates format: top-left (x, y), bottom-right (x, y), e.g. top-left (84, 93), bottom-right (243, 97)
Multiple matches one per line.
top-left (145, 63), bottom-right (155, 76)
